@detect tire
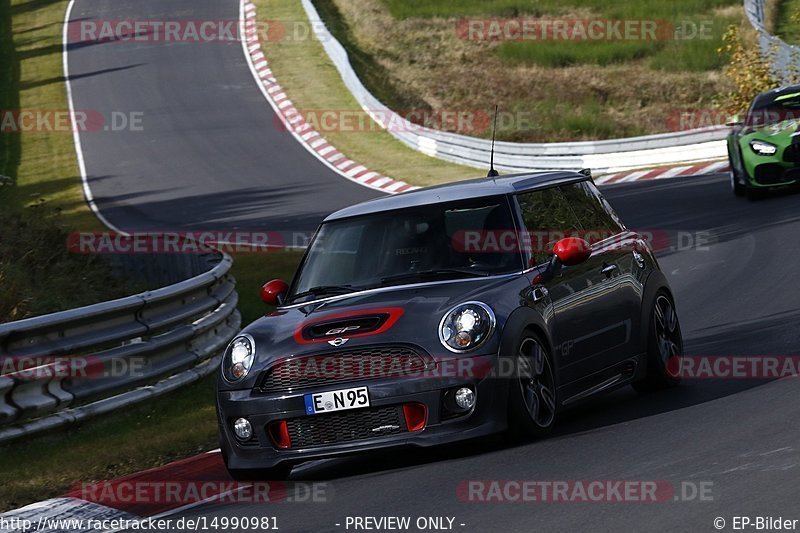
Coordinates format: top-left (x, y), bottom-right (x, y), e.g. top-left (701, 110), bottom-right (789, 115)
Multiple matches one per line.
top-left (633, 292), bottom-right (683, 393)
top-left (508, 332), bottom-right (558, 438)
top-left (729, 155), bottom-right (746, 197)
top-left (227, 464), bottom-right (293, 481)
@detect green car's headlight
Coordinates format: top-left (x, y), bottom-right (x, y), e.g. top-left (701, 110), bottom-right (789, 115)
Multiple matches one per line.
top-left (750, 140), bottom-right (778, 156)
top-left (222, 334), bottom-right (255, 382)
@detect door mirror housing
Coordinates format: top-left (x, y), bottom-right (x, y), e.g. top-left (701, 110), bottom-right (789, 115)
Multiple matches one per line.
top-left (725, 114), bottom-right (743, 127)
top-left (261, 279), bottom-right (289, 306)
top-left (553, 237), bottom-right (592, 266)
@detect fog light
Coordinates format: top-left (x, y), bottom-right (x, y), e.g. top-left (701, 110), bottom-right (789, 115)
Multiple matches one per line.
top-left (454, 387), bottom-right (475, 410)
top-left (233, 418), bottom-right (253, 440)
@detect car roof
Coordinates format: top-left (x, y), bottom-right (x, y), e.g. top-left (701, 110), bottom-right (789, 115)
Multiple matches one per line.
top-left (753, 84), bottom-right (800, 109)
top-left (325, 170), bottom-right (588, 221)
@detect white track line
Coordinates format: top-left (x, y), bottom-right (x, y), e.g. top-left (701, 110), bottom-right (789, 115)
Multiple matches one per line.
top-left (63, 0), bottom-right (125, 234)
top-left (238, 0), bottom-right (403, 194)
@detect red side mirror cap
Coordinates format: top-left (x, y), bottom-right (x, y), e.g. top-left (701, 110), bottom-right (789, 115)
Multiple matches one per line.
top-left (261, 279), bottom-right (289, 306)
top-left (553, 237), bottom-right (591, 266)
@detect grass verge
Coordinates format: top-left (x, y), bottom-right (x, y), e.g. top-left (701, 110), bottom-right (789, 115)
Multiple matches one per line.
top-left (0, 0), bottom-right (304, 511)
top-left (774, 0), bottom-right (800, 44)
top-left (258, 0), bottom-right (479, 187)
top-left (308, 0), bottom-right (743, 141)
top-left (0, 249), bottom-right (300, 513)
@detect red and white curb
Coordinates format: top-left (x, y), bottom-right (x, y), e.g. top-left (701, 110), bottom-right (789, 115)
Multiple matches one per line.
top-left (595, 160), bottom-right (729, 185)
top-left (240, 0), bottom-right (419, 195)
top-left (0, 451), bottom-right (259, 532)
top-left (0, 450), bottom-right (329, 532)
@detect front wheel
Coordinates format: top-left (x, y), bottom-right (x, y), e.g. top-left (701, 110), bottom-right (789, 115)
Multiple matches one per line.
top-left (729, 161), bottom-right (746, 197)
top-left (633, 292), bottom-right (683, 393)
top-left (508, 333), bottom-right (558, 438)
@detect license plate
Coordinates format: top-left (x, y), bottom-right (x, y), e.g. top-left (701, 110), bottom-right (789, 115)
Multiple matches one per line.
top-left (304, 386), bottom-right (370, 415)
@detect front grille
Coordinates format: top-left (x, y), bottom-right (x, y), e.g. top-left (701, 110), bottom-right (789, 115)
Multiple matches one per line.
top-left (285, 406), bottom-right (406, 448)
top-left (258, 346), bottom-right (427, 392)
top-left (754, 163), bottom-right (795, 184)
top-left (784, 144), bottom-right (800, 163)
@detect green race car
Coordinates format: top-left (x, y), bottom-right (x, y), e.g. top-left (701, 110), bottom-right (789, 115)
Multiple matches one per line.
top-left (728, 85), bottom-right (800, 199)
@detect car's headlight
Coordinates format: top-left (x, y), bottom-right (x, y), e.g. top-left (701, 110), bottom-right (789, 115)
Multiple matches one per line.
top-left (222, 334), bottom-right (256, 382)
top-left (438, 301), bottom-right (496, 352)
top-left (750, 140), bottom-right (777, 156)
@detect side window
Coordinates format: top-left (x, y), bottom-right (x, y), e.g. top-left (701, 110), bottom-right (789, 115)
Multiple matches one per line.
top-left (559, 181), bottom-right (625, 244)
top-left (517, 187), bottom-right (582, 266)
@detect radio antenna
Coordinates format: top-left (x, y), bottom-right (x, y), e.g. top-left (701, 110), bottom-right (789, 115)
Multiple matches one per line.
top-left (487, 105), bottom-right (499, 178)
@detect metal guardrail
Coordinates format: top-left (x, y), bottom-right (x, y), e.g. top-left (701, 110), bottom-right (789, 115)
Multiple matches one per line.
top-left (745, 0), bottom-right (800, 83)
top-left (301, 0), bottom-right (729, 174)
top-left (0, 247), bottom-right (240, 443)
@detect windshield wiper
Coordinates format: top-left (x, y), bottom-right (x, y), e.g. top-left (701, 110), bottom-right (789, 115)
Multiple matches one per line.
top-left (289, 285), bottom-right (355, 302)
top-left (380, 269), bottom-right (490, 286)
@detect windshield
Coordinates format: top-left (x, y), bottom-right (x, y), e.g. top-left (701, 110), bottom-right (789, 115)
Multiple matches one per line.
top-left (747, 92), bottom-right (800, 127)
top-left (288, 196), bottom-right (522, 303)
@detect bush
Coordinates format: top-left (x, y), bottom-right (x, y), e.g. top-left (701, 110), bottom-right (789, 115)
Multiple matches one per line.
top-left (715, 24), bottom-right (779, 115)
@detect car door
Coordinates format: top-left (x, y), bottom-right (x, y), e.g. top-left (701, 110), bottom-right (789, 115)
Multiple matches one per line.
top-left (515, 183), bottom-right (638, 386)
top-left (556, 181), bottom-right (644, 378)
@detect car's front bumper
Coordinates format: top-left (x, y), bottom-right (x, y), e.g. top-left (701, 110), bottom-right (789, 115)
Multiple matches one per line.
top-left (217, 353), bottom-right (508, 470)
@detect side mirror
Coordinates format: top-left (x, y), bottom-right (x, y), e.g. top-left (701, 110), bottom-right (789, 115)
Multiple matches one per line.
top-left (261, 279), bottom-right (288, 306)
top-left (553, 237), bottom-right (592, 266)
top-left (725, 115), bottom-right (743, 127)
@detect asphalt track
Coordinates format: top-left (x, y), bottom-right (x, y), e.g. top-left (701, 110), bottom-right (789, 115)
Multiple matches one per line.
top-left (65, 0), bottom-right (800, 531)
top-left (67, 0), bottom-right (376, 234)
top-left (161, 174), bottom-right (800, 532)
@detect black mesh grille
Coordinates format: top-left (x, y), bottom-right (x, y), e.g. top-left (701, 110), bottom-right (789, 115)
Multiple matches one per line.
top-left (784, 144), bottom-right (800, 163)
top-left (258, 346), bottom-right (427, 392)
top-left (285, 406), bottom-right (406, 448)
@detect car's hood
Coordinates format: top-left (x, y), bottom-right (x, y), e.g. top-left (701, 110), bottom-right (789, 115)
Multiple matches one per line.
top-left (741, 118), bottom-right (800, 142)
top-left (220, 275), bottom-right (526, 390)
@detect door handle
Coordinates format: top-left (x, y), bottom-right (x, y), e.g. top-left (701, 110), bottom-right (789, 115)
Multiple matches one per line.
top-left (600, 263), bottom-right (618, 276)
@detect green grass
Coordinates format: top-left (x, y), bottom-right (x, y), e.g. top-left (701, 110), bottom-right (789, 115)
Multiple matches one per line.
top-left (498, 40), bottom-right (658, 68)
top-left (383, 0), bottom-right (740, 20)
top-left (0, 248), bottom-right (300, 512)
top-left (0, 0), bottom-right (305, 510)
top-left (488, 97), bottom-right (647, 142)
top-left (0, 0), bottom-right (97, 231)
top-left (313, 0), bottom-right (429, 114)
top-left (497, 16), bottom-right (734, 71)
top-left (259, 0), bottom-right (477, 187)
top-left (0, 376), bottom-right (219, 512)
top-left (388, 0), bottom-right (741, 70)
top-left (774, 0), bottom-right (800, 44)
top-left (229, 250), bottom-right (304, 327)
